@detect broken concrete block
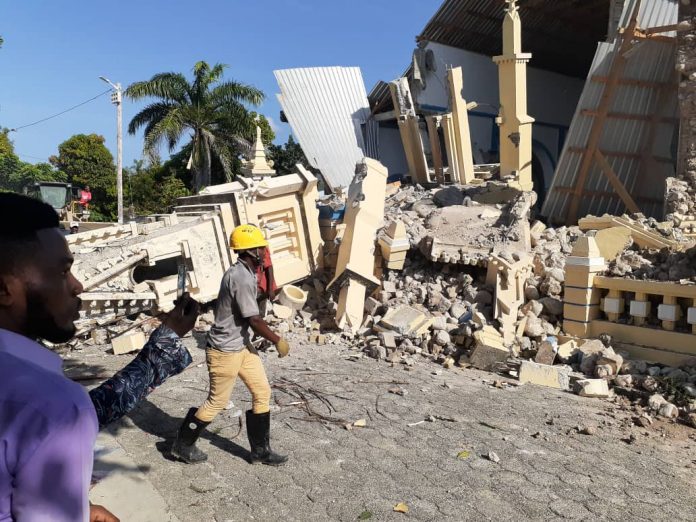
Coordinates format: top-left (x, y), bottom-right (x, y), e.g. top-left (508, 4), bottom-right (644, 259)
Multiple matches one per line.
top-left (596, 349), bottom-right (623, 375)
top-left (469, 327), bottom-right (509, 370)
top-left (519, 361), bottom-right (571, 390)
top-left (577, 339), bottom-right (606, 375)
top-left (273, 303), bottom-right (294, 320)
top-left (382, 280), bottom-right (397, 294)
top-left (91, 329), bottom-right (108, 345)
top-left (659, 403), bottom-right (679, 419)
top-left (327, 159), bottom-right (388, 333)
top-left (523, 314), bottom-right (545, 338)
top-left (574, 379), bottom-right (610, 398)
top-left (556, 339), bottom-right (579, 359)
top-left (433, 330), bottom-right (451, 346)
top-left (431, 315), bottom-right (448, 331)
top-left (378, 221), bottom-right (409, 270)
top-left (379, 305), bottom-right (433, 336)
top-left (648, 393), bottom-right (667, 410)
top-left (364, 297), bottom-right (381, 316)
top-left (594, 226), bottom-right (633, 262)
top-left (379, 331), bottom-right (397, 349)
top-left (111, 330), bottom-right (146, 355)
top-left (534, 339), bottom-right (556, 365)
top-left (309, 333), bottom-right (327, 344)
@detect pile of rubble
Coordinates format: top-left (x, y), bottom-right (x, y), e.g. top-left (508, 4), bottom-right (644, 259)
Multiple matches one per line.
top-left (384, 182), bottom-right (536, 265)
top-left (513, 335), bottom-right (696, 429)
top-left (608, 245), bottom-right (696, 282)
top-left (665, 173), bottom-right (696, 221)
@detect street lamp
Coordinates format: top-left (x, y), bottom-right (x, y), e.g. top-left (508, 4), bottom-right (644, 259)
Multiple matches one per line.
top-left (99, 76), bottom-right (124, 224)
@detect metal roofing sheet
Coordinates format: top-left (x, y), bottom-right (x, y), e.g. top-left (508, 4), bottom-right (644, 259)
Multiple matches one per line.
top-left (275, 67), bottom-right (371, 191)
top-left (542, 0), bottom-right (678, 224)
top-left (417, 0), bottom-right (610, 78)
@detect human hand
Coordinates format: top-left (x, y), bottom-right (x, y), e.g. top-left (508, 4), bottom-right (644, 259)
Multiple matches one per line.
top-left (276, 338), bottom-right (290, 358)
top-left (163, 292), bottom-right (200, 337)
top-left (90, 503), bottom-right (120, 522)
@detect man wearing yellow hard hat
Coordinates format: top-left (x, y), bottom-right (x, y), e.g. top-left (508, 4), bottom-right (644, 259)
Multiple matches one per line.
top-left (171, 224), bottom-right (291, 466)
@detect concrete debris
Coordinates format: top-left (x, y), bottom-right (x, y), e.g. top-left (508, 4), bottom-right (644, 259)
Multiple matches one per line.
top-left (608, 245), bottom-right (696, 282)
top-left (574, 379), bottom-right (610, 398)
top-left (518, 361), bottom-right (571, 391)
top-left (469, 327), bottom-right (509, 371)
top-left (379, 305), bottom-right (433, 337)
top-left (111, 330), bottom-right (146, 356)
top-left (327, 158), bottom-right (388, 333)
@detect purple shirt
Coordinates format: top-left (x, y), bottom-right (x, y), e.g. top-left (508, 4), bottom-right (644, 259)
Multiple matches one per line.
top-left (0, 329), bottom-right (97, 522)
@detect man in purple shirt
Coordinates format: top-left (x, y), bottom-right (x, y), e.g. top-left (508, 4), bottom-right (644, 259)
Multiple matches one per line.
top-left (0, 193), bottom-right (117, 521)
top-left (0, 193), bottom-right (200, 521)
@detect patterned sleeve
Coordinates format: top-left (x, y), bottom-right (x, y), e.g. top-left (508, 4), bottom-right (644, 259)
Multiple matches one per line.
top-left (89, 325), bottom-right (193, 428)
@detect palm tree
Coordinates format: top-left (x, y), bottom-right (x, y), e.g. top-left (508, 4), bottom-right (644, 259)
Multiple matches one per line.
top-left (125, 61), bottom-right (263, 191)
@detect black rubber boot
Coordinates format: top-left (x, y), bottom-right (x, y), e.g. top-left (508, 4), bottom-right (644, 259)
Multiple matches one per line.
top-left (170, 407), bottom-right (209, 464)
top-left (246, 410), bottom-right (288, 466)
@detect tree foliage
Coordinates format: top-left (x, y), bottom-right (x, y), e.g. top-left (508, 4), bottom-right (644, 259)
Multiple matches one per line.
top-left (0, 128), bottom-right (14, 155)
top-left (125, 61), bottom-right (265, 192)
top-left (124, 160), bottom-right (189, 216)
top-left (267, 135), bottom-right (308, 175)
top-left (50, 134), bottom-right (116, 220)
top-left (0, 127), bottom-right (67, 194)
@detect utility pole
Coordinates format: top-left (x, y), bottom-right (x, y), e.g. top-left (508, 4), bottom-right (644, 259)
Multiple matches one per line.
top-left (99, 76), bottom-right (124, 224)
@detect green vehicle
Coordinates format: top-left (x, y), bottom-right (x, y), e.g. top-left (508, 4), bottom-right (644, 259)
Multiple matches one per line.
top-left (26, 181), bottom-right (89, 223)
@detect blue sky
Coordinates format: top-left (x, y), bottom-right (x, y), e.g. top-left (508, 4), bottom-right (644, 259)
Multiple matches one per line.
top-left (0, 0), bottom-right (440, 167)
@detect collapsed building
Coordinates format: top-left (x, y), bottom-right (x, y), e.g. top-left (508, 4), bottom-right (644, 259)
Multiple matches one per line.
top-left (68, 0), bottom-right (696, 429)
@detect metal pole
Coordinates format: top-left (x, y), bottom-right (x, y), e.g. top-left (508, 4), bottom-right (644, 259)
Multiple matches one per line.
top-left (116, 83), bottom-right (123, 225)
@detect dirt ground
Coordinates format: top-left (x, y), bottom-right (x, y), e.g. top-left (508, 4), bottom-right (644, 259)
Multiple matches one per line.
top-left (68, 331), bottom-right (696, 521)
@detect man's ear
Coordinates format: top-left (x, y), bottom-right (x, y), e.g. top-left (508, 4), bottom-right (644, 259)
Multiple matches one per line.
top-left (0, 274), bottom-right (21, 307)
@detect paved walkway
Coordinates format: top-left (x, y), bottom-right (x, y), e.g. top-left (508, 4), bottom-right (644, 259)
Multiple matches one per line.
top-left (76, 332), bottom-right (696, 521)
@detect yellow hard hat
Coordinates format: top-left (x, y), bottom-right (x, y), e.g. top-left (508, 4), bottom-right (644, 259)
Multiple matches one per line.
top-left (230, 224), bottom-right (268, 250)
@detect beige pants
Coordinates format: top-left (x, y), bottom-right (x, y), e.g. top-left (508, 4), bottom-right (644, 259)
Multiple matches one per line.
top-left (196, 347), bottom-right (271, 422)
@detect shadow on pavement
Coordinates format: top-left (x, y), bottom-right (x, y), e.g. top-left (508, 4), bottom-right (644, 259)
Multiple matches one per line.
top-left (126, 399), bottom-right (252, 463)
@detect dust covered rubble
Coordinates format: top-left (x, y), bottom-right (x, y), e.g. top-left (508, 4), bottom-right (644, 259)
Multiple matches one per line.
top-left (608, 245), bottom-right (696, 283)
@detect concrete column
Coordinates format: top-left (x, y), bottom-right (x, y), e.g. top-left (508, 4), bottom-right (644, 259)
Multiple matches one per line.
top-left (630, 292), bottom-right (649, 326)
top-left (563, 237), bottom-right (606, 337)
top-left (492, 0), bottom-right (535, 191)
top-left (658, 295), bottom-right (680, 331)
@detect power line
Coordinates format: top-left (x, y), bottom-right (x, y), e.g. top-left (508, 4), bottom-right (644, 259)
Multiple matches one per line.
top-left (9, 89), bottom-right (113, 132)
top-left (16, 152), bottom-right (50, 162)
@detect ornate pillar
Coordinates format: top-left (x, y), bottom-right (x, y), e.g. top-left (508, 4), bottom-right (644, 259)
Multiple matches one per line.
top-left (493, 0), bottom-right (535, 191)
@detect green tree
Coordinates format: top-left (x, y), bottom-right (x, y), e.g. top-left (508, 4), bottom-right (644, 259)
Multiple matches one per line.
top-left (267, 135), bottom-right (308, 174)
top-left (50, 134), bottom-right (116, 220)
top-left (0, 128), bottom-right (14, 156)
top-left (124, 159), bottom-right (189, 216)
top-left (0, 133), bottom-right (65, 193)
top-left (125, 61), bottom-right (264, 192)
top-left (247, 112), bottom-right (275, 146)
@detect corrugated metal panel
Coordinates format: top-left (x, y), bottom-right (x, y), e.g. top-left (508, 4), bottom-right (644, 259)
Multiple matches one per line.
top-left (275, 67), bottom-right (372, 191)
top-left (417, 0), bottom-right (609, 78)
top-left (620, 0), bottom-right (678, 36)
top-left (542, 0), bottom-right (678, 223)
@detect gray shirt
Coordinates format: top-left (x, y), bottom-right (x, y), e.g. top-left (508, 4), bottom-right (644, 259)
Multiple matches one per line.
top-left (207, 260), bottom-right (260, 352)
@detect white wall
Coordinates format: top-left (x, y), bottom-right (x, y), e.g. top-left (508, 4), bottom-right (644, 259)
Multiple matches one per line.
top-left (377, 124), bottom-right (409, 178)
top-left (402, 42), bottom-right (586, 195)
top-left (415, 42), bottom-right (583, 126)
